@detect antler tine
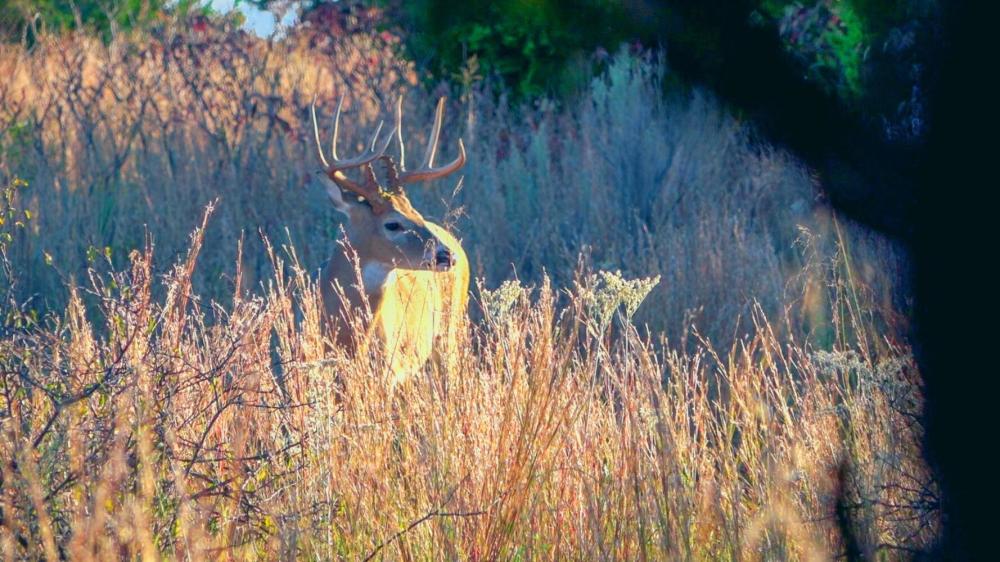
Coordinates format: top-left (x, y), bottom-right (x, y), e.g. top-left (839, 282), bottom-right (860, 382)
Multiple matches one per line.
top-left (329, 115), bottom-right (394, 173)
top-left (313, 93), bottom-right (396, 211)
top-left (421, 96), bottom-right (445, 169)
top-left (327, 121), bottom-right (395, 197)
top-left (395, 94), bottom-right (406, 170)
top-left (398, 97), bottom-right (466, 185)
top-left (370, 120), bottom-right (385, 151)
top-left (310, 95), bottom-right (330, 169)
top-left (330, 93), bottom-right (344, 161)
top-left (315, 93), bottom-right (392, 172)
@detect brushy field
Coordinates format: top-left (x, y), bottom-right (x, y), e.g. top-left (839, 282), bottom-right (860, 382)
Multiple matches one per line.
top-left (1, 18), bottom-right (933, 561)
top-left (0, 18), bottom-right (909, 347)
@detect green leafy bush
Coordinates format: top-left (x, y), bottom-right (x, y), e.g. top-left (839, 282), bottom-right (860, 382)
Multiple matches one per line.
top-left (1, 176), bottom-right (36, 329)
top-left (0, 0), bottom-right (213, 43)
top-left (757, 0), bottom-right (868, 99)
top-left (393, 0), bottom-right (647, 99)
top-left (755, 0), bottom-right (933, 112)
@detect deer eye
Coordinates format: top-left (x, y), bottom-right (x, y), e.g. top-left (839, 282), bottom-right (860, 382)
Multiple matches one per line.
top-left (384, 222), bottom-right (402, 232)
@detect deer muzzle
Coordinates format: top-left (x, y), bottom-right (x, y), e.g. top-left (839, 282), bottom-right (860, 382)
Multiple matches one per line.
top-left (434, 247), bottom-right (455, 269)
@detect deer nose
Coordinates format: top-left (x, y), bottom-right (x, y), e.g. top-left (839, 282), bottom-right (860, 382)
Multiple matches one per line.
top-left (435, 248), bottom-right (455, 268)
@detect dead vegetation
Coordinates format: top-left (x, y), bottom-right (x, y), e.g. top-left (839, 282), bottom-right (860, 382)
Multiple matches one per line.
top-left (0, 18), bottom-right (932, 561)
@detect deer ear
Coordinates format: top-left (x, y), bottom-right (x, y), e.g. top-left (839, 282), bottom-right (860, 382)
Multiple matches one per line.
top-left (314, 171), bottom-right (354, 217)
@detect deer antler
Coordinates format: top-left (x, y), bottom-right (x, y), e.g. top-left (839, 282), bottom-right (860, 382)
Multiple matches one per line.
top-left (311, 94), bottom-right (396, 214)
top-left (391, 96), bottom-right (466, 189)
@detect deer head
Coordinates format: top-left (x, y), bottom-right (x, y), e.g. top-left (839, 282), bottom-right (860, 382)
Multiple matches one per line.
top-left (311, 95), bottom-right (466, 271)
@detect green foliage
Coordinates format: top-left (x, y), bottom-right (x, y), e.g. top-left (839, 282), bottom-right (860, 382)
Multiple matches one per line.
top-left (755, 0), bottom-right (868, 99)
top-left (394, 0), bottom-right (649, 99)
top-left (848, 0), bottom-right (915, 33)
top-left (1, 176), bottom-right (37, 329)
top-left (0, 118), bottom-right (34, 174)
top-left (0, 176), bottom-right (30, 249)
top-left (0, 0), bottom-right (211, 43)
top-left (754, 0), bottom-right (933, 103)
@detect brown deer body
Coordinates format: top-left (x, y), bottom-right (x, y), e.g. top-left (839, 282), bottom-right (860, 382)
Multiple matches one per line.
top-left (311, 96), bottom-right (469, 383)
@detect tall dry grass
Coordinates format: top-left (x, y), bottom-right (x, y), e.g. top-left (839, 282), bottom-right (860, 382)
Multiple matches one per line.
top-left (0, 22), bottom-right (908, 348)
top-left (0, 202), bottom-right (935, 560)
top-left (0, 17), bottom-right (931, 560)
top-left (456, 50), bottom-right (911, 348)
top-left (0, 15), bottom-right (415, 313)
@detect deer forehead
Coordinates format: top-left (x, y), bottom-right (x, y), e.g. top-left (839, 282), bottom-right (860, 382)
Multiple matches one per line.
top-left (384, 195), bottom-right (426, 224)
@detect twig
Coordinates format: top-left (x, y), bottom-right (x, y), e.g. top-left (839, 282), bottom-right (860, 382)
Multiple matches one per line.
top-left (362, 507), bottom-right (486, 562)
top-left (363, 483), bottom-right (484, 562)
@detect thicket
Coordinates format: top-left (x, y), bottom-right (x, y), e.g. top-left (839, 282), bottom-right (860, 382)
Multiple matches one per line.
top-left (1, 0), bottom-right (939, 144)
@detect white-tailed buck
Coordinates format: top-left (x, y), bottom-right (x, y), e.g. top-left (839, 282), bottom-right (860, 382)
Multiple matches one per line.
top-left (311, 95), bottom-right (469, 384)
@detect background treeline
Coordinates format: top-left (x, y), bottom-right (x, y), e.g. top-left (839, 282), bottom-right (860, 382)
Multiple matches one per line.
top-left (2, 0), bottom-right (938, 136)
top-left (391, 0), bottom-right (934, 138)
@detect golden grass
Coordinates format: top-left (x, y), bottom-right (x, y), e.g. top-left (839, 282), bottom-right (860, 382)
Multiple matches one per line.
top-left (0, 203), bottom-right (936, 560)
top-left (0, 17), bottom-right (931, 560)
top-left (0, 22), bottom-right (909, 350)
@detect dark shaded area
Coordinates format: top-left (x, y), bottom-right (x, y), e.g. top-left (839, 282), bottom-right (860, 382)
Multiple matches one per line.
top-left (652, 0), bottom-right (923, 241)
top-left (641, 0), bottom-right (985, 558)
top-left (910, 1), bottom-right (988, 558)
top-left (391, 0), bottom-right (931, 240)
top-left (835, 460), bottom-right (865, 561)
top-left (386, 0), bottom-right (650, 99)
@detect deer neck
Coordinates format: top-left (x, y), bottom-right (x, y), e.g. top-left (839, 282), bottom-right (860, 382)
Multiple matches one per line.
top-left (322, 245), bottom-right (393, 308)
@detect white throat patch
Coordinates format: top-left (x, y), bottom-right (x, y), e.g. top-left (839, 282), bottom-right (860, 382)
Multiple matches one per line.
top-left (361, 262), bottom-right (392, 292)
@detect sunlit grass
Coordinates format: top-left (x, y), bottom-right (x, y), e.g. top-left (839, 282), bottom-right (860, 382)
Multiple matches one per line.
top-left (0, 204), bottom-right (935, 560)
top-left (0, 20), bottom-right (931, 561)
top-left (0, 25), bottom-right (907, 349)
